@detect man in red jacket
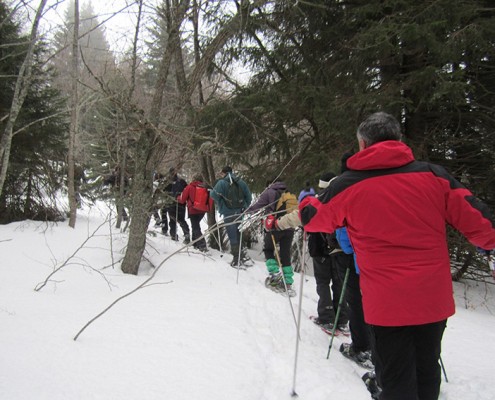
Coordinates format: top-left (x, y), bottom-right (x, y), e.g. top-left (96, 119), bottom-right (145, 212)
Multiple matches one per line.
top-left (299, 112), bottom-right (495, 400)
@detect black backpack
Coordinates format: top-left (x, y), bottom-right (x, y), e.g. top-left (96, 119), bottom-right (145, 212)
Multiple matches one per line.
top-left (225, 180), bottom-right (245, 209)
top-left (308, 232), bottom-right (340, 257)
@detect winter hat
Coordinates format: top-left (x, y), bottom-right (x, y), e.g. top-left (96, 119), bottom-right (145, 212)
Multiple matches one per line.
top-left (341, 152), bottom-right (354, 173)
top-left (221, 166), bottom-right (232, 174)
top-left (318, 172), bottom-right (336, 189)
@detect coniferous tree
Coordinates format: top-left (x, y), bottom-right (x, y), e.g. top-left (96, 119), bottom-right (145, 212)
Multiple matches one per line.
top-left (0, 1), bottom-right (68, 222)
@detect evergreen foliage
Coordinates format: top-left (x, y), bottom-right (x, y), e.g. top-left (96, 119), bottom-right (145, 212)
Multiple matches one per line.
top-left (0, 2), bottom-right (68, 223)
top-left (198, 0), bottom-right (495, 279)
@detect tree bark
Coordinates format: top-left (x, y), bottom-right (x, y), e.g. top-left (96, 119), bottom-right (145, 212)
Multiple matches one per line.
top-left (68, 0), bottom-right (80, 228)
top-left (0, 0), bottom-right (48, 198)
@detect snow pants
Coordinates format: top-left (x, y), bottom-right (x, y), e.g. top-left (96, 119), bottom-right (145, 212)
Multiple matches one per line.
top-left (370, 320), bottom-right (447, 400)
top-left (335, 255), bottom-right (370, 353)
top-left (223, 212), bottom-right (242, 248)
top-left (189, 213), bottom-right (207, 250)
top-left (263, 229), bottom-right (294, 267)
top-left (166, 203), bottom-right (190, 239)
top-left (313, 253), bottom-right (349, 326)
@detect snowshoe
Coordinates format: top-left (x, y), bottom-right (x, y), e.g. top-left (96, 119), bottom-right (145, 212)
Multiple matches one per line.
top-left (362, 371), bottom-right (382, 399)
top-left (309, 315), bottom-right (343, 336)
top-left (337, 324), bottom-right (351, 337)
top-left (240, 254), bottom-right (254, 267)
top-left (264, 273), bottom-right (296, 297)
top-left (340, 343), bottom-right (374, 370)
top-left (230, 257), bottom-right (247, 270)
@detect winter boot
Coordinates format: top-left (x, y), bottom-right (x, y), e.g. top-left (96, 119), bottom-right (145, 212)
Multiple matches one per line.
top-left (230, 245), bottom-right (240, 267)
top-left (362, 371), bottom-right (382, 399)
top-left (183, 234), bottom-right (191, 244)
top-left (240, 248), bottom-right (254, 267)
top-left (264, 271), bottom-right (296, 297)
top-left (340, 343), bottom-right (374, 370)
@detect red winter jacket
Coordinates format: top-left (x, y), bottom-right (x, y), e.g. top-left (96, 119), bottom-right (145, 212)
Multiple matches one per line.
top-left (300, 141), bottom-right (495, 326)
top-left (179, 181), bottom-right (212, 215)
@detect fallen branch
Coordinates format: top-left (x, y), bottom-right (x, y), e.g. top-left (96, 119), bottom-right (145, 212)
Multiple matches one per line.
top-left (34, 216), bottom-right (110, 291)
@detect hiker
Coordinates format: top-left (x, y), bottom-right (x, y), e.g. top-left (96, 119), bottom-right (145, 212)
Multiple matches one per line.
top-left (299, 111), bottom-right (495, 400)
top-left (152, 172), bottom-right (169, 233)
top-left (210, 166), bottom-right (252, 266)
top-left (165, 167), bottom-right (190, 244)
top-left (334, 154), bottom-right (375, 372)
top-left (335, 226), bottom-right (375, 372)
top-left (298, 180), bottom-right (315, 203)
top-left (307, 172), bottom-right (350, 334)
top-left (247, 177), bottom-right (297, 296)
top-left (178, 173), bottom-right (212, 252)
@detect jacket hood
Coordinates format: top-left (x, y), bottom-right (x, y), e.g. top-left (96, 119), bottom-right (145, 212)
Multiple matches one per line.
top-left (269, 181), bottom-right (287, 191)
top-left (347, 141), bottom-right (415, 171)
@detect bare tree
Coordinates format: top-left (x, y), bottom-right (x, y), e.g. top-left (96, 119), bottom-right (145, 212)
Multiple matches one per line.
top-left (0, 0), bottom-right (48, 198)
top-left (118, 0), bottom-right (270, 274)
top-left (67, 0), bottom-right (80, 228)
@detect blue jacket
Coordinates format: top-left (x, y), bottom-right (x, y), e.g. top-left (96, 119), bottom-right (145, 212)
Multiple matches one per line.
top-left (336, 227), bottom-right (359, 274)
top-left (210, 172), bottom-right (252, 216)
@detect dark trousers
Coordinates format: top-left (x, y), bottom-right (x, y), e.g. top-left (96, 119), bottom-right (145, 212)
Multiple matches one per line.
top-left (370, 320), bottom-right (447, 400)
top-left (263, 229), bottom-right (294, 266)
top-left (336, 258), bottom-right (370, 352)
top-left (189, 213), bottom-right (207, 249)
top-left (224, 213), bottom-right (241, 248)
top-left (166, 204), bottom-right (190, 238)
top-left (313, 253), bottom-right (349, 325)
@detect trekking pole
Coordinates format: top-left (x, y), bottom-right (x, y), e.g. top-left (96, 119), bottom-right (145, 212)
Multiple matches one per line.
top-left (439, 355), bottom-right (448, 383)
top-left (217, 220), bottom-right (223, 252)
top-left (271, 234), bottom-right (299, 330)
top-left (175, 201), bottom-right (179, 240)
top-left (236, 225), bottom-right (244, 284)
top-left (291, 230), bottom-right (307, 398)
top-left (326, 267), bottom-right (350, 359)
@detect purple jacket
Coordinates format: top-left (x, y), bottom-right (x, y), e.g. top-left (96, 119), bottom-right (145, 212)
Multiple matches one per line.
top-left (246, 181), bottom-right (287, 214)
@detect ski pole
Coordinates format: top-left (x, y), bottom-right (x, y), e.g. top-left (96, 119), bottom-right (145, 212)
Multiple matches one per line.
top-left (236, 225), bottom-right (244, 284)
top-left (326, 267), bottom-right (350, 359)
top-left (271, 233), bottom-right (299, 330)
top-left (291, 230), bottom-right (307, 398)
top-left (439, 355), bottom-right (448, 383)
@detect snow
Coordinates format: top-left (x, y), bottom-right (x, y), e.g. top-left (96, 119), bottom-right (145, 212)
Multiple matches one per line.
top-left (1, 203), bottom-right (495, 400)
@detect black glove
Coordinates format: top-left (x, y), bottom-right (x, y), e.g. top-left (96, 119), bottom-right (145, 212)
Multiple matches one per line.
top-left (476, 247), bottom-right (494, 256)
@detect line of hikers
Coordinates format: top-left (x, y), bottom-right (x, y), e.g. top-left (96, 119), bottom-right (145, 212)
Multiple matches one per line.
top-left (103, 111), bottom-right (495, 400)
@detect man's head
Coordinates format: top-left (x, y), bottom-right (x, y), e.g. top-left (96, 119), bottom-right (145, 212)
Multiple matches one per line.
top-left (357, 112), bottom-right (402, 150)
top-left (168, 167), bottom-right (177, 180)
top-left (220, 166), bottom-right (232, 177)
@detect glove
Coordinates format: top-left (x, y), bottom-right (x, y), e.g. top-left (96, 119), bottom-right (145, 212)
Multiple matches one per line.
top-left (264, 215), bottom-right (278, 231)
top-left (476, 247), bottom-right (494, 256)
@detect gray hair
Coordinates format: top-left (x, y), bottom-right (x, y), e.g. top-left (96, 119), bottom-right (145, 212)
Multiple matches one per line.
top-left (357, 112), bottom-right (402, 147)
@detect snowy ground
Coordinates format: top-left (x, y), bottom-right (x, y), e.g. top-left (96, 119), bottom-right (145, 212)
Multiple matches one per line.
top-left (1, 203), bottom-right (494, 400)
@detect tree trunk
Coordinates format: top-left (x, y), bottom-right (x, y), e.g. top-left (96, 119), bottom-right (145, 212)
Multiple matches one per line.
top-left (68, 0), bottom-right (80, 228)
top-left (0, 0), bottom-right (48, 198)
top-left (120, 128), bottom-right (154, 275)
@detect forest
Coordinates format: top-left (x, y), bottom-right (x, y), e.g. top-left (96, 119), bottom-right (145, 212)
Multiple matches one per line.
top-left (0, 0), bottom-right (494, 280)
